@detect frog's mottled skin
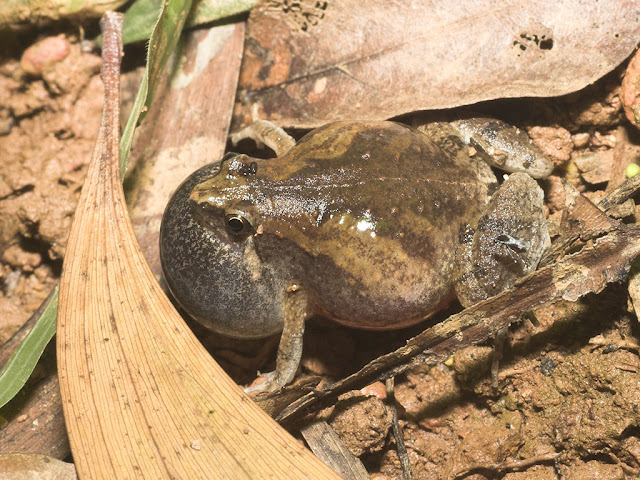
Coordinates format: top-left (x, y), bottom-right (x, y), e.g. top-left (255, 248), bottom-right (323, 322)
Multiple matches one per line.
top-left (161, 119), bottom-right (551, 393)
top-left (160, 121), bottom-right (489, 338)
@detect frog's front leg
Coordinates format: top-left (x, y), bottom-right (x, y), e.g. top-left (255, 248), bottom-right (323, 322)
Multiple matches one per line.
top-left (454, 172), bottom-right (550, 307)
top-left (454, 172), bottom-right (549, 386)
top-left (245, 288), bottom-right (309, 394)
top-left (231, 120), bottom-right (296, 157)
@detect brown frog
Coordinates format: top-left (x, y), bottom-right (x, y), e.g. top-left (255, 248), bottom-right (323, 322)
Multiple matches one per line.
top-left (159, 119), bottom-right (551, 393)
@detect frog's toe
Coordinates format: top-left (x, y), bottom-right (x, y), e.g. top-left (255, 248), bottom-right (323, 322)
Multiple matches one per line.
top-left (243, 371), bottom-right (285, 395)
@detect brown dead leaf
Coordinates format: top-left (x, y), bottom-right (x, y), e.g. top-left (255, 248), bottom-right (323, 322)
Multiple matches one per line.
top-left (622, 46), bottom-right (640, 127)
top-left (57, 13), bottom-right (339, 479)
top-left (234, 0), bottom-right (640, 129)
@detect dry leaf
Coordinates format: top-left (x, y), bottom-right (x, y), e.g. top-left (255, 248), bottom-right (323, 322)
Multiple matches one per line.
top-left (622, 46), bottom-right (640, 127)
top-left (234, 0), bottom-right (640, 129)
top-left (56, 13), bottom-right (339, 479)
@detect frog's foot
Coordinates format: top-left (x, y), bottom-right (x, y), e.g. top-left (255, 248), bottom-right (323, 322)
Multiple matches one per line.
top-left (244, 371), bottom-right (286, 395)
top-left (231, 120), bottom-right (296, 157)
top-left (449, 117), bottom-right (553, 179)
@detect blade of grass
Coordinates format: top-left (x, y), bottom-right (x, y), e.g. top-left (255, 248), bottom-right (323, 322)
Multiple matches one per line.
top-left (0, 0), bottom-right (195, 409)
top-left (122, 0), bottom-right (253, 45)
top-left (0, 287), bottom-right (58, 409)
top-left (119, 0), bottom-right (192, 175)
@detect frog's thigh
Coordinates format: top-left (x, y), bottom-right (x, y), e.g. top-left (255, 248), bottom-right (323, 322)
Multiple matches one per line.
top-left (244, 289), bottom-right (308, 394)
top-left (454, 172), bottom-right (549, 307)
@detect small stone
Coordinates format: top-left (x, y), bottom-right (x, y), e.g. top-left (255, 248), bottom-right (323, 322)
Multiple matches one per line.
top-left (360, 381), bottom-right (387, 399)
top-left (571, 132), bottom-right (590, 148)
top-left (527, 125), bottom-right (573, 165)
top-left (20, 36), bottom-right (71, 76)
top-left (190, 440), bottom-right (201, 451)
top-left (573, 152), bottom-right (612, 185)
top-left (540, 357), bottom-right (557, 376)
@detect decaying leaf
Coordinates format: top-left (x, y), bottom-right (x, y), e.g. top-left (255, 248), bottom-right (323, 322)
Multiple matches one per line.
top-left (622, 46), bottom-right (640, 127)
top-left (234, 0), bottom-right (640, 129)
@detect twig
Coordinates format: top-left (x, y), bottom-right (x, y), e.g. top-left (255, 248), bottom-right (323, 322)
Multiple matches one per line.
top-left (540, 173), bottom-right (640, 266)
top-left (589, 335), bottom-right (640, 352)
top-left (386, 378), bottom-right (413, 480)
top-left (451, 452), bottom-right (561, 479)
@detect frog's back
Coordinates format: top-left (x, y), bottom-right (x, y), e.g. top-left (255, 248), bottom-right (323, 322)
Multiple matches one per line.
top-left (254, 121), bottom-right (488, 329)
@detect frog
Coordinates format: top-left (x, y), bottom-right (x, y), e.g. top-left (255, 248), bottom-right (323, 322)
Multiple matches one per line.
top-left (159, 118), bottom-right (552, 394)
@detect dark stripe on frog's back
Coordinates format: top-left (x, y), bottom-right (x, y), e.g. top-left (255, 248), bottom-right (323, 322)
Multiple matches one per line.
top-left (280, 121), bottom-right (480, 181)
top-left (259, 121), bottom-right (486, 257)
top-left (252, 121), bottom-right (487, 328)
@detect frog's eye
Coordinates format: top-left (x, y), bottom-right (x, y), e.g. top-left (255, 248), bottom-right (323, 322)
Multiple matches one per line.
top-left (225, 213), bottom-right (253, 236)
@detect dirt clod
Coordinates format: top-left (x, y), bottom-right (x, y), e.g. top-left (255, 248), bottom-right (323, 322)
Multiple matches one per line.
top-left (329, 393), bottom-right (393, 457)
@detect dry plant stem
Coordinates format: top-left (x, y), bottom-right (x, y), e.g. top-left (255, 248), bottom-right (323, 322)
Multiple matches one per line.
top-left (608, 450), bottom-right (640, 476)
top-left (540, 172), bottom-right (640, 266)
top-left (589, 335), bottom-right (640, 352)
top-left (599, 169), bottom-right (640, 211)
top-left (300, 420), bottom-right (370, 480)
top-left (386, 378), bottom-right (413, 480)
top-left (56, 12), bottom-right (339, 480)
top-left (451, 452), bottom-right (561, 479)
top-left (278, 225), bottom-right (640, 423)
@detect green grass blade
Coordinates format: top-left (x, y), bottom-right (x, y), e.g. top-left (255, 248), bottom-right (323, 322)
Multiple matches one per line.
top-left (122, 0), bottom-right (254, 45)
top-left (119, 0), bottom-right (192, 175)
top-left (0, 286), bottom-right (58, 409)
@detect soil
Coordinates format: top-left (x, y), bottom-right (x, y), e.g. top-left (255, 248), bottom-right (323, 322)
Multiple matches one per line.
top-left (2, 31), bottom-right (640, 480)
top-left (0, 36), bottom-right (103, 344)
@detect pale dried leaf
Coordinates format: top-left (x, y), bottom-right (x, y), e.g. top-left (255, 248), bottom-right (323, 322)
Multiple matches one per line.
top-left (235, 0), bottom-right (640, 128)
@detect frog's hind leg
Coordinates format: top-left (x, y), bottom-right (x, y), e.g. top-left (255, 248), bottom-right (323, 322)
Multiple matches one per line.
top-left (244, 288), bottom-right (309, 394)
top-left (231, 120), bottom-right (296, 157)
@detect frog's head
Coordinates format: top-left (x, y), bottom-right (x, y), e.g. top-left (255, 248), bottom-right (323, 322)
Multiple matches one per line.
top-left (189, 153), bottom-right (264, 241)
top-left (159, 156), bottom-right (287, 339)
